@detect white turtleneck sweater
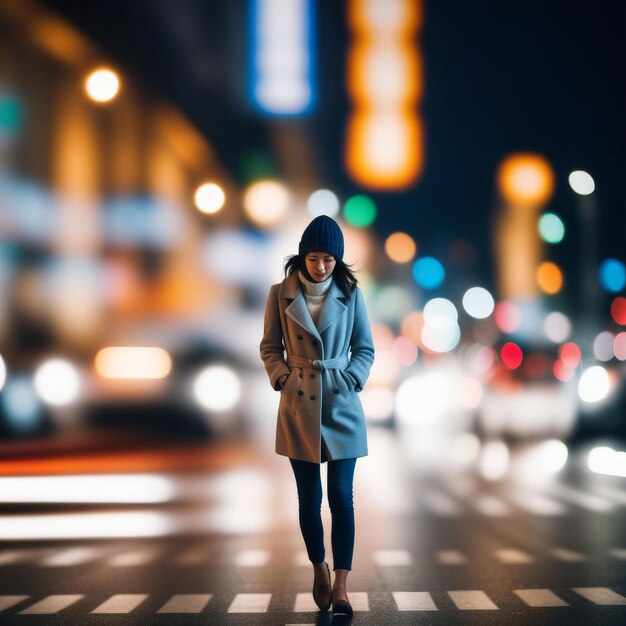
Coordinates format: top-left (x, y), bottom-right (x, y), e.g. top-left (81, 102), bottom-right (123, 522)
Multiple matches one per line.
top-left (298, 269), bottom-right (332, 329)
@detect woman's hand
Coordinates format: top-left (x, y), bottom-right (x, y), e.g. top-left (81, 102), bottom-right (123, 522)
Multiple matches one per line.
top-left (278, 373), bottom-right (289, 389)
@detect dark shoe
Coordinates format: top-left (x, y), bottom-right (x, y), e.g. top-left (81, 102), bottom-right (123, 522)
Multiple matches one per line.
top-left (332, 586), bottom-right (353, 617)
top-left (312, 561), bottom-right (332, 611)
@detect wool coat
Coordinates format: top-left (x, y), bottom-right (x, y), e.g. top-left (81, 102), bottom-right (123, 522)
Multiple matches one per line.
top-left (260, 271), bottom-right (375, 463)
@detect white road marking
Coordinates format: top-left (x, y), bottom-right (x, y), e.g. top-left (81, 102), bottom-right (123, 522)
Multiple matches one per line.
top-left (608, 548), bottom-right (626, 560)
top-left (227, 593), bottom-right (272, 612)
top-left (549, 547), bottom-right (586, 562)
top-left (473, 495), bottom-right (510, 516)
top-left (550, 484), bottom-right (613, 512)
top-left (107, 548), bottom-right (160, 566)
top-left (508, 492), bottom-right (566, 516)
top-left (436, 550), bottom-right (468, 565)
top-left (40, 546), bottom-right (106, 567)
top-left (420, 489), bottom-right (460, 516)
top-left (494, 549), bottom-right (534, 564)
top-left (0, 596), bottom-right (29, 611)
top-left (392, 591), bottom-right (438, 610)
top-left (234, 549), bottom-right (270, 567)
top-left (572, 587), bottom-right (626, 605)
top-left (90, 594), bottom-right (149, 613)
top-left (156, 594), bottom-right (212, 613)
top-left (514, 589), bottom-right (568, 607)
top-left (447, 590), bottom-right (498, 610)
top-left (19, 594), bottom-right (84, 614)
top-left (373, 550), bottom-right (412, 566)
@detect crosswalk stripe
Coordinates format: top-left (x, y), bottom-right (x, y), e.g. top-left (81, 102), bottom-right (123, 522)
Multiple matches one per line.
top-left (294, 592), bottom-right (322, 613)
top-left (513, 589), bottom-right (569, 607)
top-left (156, 594), bottom-right (212, 613)
top-left (40, 546), bottom-right (107, 567)
top-left (550, 484), bottom-right (613, 512)
top-left (19, 594), bottom-right (84, 614)
top-left (0, 596), bottom-right (29, 611)
top-left (608, 548), bottom-right (626, 560)
top-left (420, 489), bottom-right (460, 516)
top-left (373, 550), bottom-right (412, 566)
top-left (90, 594), bottom-right (149, 613)
top-left (549, 547), bottom-right (586, 562)
top-left (508, 492), bottom-right (566, 516)
top-left (107, 548), bottom-right (160, 566)
top-left (227, 593), bottom-right (272, 612)
top-left (447, 590), bottom-right (498, 610)
top-left (436, 550), bottom-right (468, 565)
top-left (473, 495), bottom-right (510, 516)
top-left (572, 587), bottom-right (626, 605)
top-left (392, 591), bottom-right (437, 610)
top-left (494, 549), bottom-right (534, 564)
top-left (234, 549), bottom-right (270, 567)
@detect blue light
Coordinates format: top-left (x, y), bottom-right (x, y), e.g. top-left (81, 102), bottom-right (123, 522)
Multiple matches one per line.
top-left (412, 256), bottom-right (445, 289)
top-left (599, 258), bottom-right (626, 292)
top-left (249, 0), bottom-right (316, 116)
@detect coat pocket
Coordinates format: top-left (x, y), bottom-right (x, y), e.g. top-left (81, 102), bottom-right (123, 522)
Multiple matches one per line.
top-left (333, 369), bottom-right (355, 402)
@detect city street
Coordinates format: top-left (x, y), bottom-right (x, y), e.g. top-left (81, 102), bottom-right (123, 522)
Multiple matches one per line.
top-left (0, 428), bottom-right (625, 624)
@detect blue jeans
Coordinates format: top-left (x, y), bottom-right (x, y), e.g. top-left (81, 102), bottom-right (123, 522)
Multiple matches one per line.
top-left (289, 449), bottom-right (357, 571)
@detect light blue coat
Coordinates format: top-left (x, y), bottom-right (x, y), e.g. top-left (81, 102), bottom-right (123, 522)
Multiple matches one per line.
top-left (260, 271), bottom-right (375, 463)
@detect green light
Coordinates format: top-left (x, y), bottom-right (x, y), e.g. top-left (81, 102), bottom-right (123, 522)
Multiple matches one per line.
top-left (0, 93), bottom-right (22, 134)
top-left (343, 195), bottom-right (376, 227)
top-left (538, 212), bottom-right (565, 244)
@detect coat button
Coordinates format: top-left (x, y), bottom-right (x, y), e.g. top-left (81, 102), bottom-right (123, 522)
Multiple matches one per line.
top-left (310, 394), bottom-right (316, 400)
top-left (309, 373), bottom-right (315, 379)
top-left (297, 334), bottom-right (303, 340)
top-left (298, 390), bottom-right (304, 396)
top-left (334, 388), bottom-right (340, 394)
top-left (312, 340), bottom-right (318, 346)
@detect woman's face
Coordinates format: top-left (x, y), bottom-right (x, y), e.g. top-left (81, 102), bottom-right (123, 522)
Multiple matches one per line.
top-left (304, 251), bottom-right (336, 282)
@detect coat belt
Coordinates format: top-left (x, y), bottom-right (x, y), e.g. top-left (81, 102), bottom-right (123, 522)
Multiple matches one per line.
top-left (286, 355), bottom-right (349, 371)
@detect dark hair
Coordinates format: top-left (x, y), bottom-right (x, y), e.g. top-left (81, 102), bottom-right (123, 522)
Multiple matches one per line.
top-left (283, 253), bottom-right (358, 299)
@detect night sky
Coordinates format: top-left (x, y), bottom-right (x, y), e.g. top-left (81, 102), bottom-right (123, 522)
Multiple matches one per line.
top-left (42, 0), bottom-right (626, 289)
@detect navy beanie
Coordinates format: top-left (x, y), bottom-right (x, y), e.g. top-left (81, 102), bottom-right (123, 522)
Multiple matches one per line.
top-left (298, 215), bottom-right (344, 261)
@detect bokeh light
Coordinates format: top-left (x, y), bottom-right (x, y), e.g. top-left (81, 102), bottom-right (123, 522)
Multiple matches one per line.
top-left (343, 194), bottom-right (377, 227)
top-left (497, 153), bottom-right (554, 206)
top-left (610, 297), bottom-right (626, 325)
top-left (544, 311), bottom-right (571, 342)
top-left (500, 342), bottom-right (523, 369)
top-left (194, 182), bottom-right (225, 214)
top-left (243, 180), bottom-right (290, 227)
top-left (412, 256), bottom-right (445, 289)
top-left (33, 358), bottom-right (81, 406)
top-left (538, 212), bottom-right (565, 244)
top-left (593, 331), bottom-right (615, 362)
top-left (598, 258), bottom-right (626, 292)
top-left (384, 231), bottom-right (416, 263)
top-left (578, 365), bottom-right (610, 403)
top-left (462, 287), bottom-right (495, 319)
top-left (193, 365), bottom-right (241, 411)
top-left (558, 342), bottom-right (581, 369)
top-left (536, 261), bottom-right (563, 294)
top-left (307, 189), bottom-right (340, 216)
top-left (493, 301), bottom-right (522, 333)
top-left (84, 67), bottom-right (120, 103)
top-left (568, 170), bottom-right (595, 195)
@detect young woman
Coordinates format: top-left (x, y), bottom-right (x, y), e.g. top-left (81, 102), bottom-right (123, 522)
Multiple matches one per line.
top-left (259, 215), bottom-right (375, 616)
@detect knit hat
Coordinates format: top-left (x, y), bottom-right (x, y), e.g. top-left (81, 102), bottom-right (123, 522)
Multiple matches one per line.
top-left (298, 215), bottom-right (344, 260)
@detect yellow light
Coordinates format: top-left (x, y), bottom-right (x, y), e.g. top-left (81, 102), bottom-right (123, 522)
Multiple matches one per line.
top-left (536, 261), bottom-right (563, 294)
top-left (243, 179), bottom-right (290, 227)
top-left (345, 110), bottom-right (422, 188)
top-left (94, 347), bottom-right (172, 379)
top-left (194, 182), bottom-right (225, 214)
top-left (497, 154), bottom-right (555, 207)
top-left (84, 67), bottom-right (120, 103)
top-left (385, 231), bottom-right (416, 263)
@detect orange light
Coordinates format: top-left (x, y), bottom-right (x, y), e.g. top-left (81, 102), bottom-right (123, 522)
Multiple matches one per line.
top-left (497, 153), bottom-right (555, 207)
top-left (536, 261), bottom-right (563, 294)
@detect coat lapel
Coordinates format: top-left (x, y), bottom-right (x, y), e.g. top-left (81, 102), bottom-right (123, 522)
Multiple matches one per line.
top-left (279, 272), bottom-right (348, 339)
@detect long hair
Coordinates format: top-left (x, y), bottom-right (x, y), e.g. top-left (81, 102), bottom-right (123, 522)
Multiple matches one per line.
top-left (283, 253), bottom-right (359, 299)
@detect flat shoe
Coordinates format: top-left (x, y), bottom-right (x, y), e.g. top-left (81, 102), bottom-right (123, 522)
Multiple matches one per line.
top-left (332, 588), bottom-right (353, 616)
top-left (312, 561), bottom-right (332, 611)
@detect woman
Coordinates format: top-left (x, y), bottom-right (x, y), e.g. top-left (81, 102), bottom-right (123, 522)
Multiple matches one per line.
top-left (259, 215), bottom-right (375, 616)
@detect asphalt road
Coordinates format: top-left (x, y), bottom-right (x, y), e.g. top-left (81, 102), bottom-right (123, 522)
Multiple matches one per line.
top-left (0, 430), bottom-right (625, 624)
